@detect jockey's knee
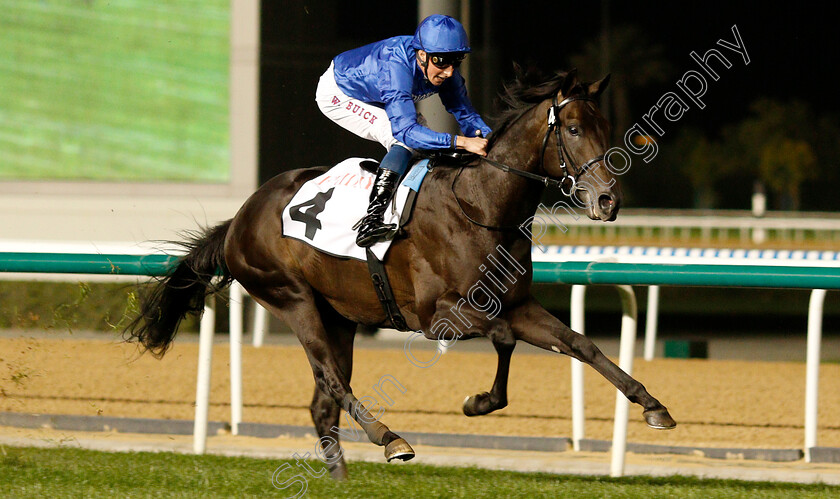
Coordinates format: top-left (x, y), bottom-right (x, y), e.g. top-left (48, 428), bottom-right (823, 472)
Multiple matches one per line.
top-left (380, 145), bottom-right (412, 175)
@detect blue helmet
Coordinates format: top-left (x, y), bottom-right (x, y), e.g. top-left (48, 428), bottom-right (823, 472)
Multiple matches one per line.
top-left (411, 15), bottom-right (471, 54)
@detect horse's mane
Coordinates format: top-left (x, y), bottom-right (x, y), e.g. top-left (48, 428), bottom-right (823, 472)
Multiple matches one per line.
top-left (488, 66), bottom-right (580, 150)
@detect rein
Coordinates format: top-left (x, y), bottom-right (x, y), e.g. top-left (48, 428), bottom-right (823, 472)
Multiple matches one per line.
top-left (452, 95), bottom-right (605, 231)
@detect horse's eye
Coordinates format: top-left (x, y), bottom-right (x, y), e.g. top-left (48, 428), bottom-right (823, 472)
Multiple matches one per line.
top-left (568, 126), bottom-right (580, 136)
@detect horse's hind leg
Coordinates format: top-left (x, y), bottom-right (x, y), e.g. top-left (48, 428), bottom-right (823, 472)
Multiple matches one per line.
top-left (309, 301), bottom-right (356, 480)
top-left (509, 297), bottom-right (676, 429)
top-left (253, 286), bottom-right (415, 463)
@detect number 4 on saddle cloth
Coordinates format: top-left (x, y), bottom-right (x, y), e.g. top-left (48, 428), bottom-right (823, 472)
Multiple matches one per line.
top-left (281, 157), bottom-right (432, 262)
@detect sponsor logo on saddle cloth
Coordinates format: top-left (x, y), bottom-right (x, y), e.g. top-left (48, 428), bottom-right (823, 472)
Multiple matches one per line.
top-left (281, 157), bottom-right (431, 262)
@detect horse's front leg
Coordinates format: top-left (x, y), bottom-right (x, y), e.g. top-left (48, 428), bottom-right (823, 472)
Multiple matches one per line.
top-left (462, 320), bottom-right (516, 416)
top-left (508, 296), bottom-right (676, 429)
top-left (428, 295), bottom-right (515, 417)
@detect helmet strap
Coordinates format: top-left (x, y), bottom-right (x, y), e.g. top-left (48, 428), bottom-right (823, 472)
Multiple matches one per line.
top-left (418, 51), bottom-right (432, 82)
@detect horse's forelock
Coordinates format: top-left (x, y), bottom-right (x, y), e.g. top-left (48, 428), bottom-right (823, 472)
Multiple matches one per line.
top-left (567, 83), bottom-right (589, 98)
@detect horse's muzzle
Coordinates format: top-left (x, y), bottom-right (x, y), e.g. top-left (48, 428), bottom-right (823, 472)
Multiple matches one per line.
top-left (597, 192), bottom-right (620, 222)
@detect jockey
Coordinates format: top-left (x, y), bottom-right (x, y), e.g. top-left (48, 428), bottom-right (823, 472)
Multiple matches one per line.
top-left (316, 14), bottom-right (492, 247)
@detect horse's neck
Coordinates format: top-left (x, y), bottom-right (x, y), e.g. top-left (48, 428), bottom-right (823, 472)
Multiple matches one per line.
top-left (459, 103), bottom-right (548, 228)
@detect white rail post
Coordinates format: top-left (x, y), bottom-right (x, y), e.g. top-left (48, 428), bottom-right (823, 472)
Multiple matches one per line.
top-left (611, 285), bottom-right (637, 477)
top-left (194, 295), bottom-right (216, 454)
top-left (229, 281), bottom-right (244, 436)
top-left (570, 285), bottom-right (587, 451)
top-left (643, 285), bottom-right (660, 361)
top-left (252, 305), bottom-right (268, 347)
top-left (805, 289), bottom-right (826, 462)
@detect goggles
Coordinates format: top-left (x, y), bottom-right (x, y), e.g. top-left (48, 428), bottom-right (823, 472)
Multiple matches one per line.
top-left (429, 52), bottom-right (465, 69)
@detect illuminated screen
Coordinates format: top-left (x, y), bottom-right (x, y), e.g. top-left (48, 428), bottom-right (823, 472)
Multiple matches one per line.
top-left (0, 0), bottom-right (230, 183)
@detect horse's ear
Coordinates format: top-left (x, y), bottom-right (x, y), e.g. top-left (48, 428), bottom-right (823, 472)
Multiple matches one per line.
top-left (561, 68), bottom-right (579, 97)
top-left (587, 74), bottom-right (611, 99)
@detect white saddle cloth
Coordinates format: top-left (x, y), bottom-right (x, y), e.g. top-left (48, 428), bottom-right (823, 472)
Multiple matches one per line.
top-left (281, 157), bottom-right (429, 261)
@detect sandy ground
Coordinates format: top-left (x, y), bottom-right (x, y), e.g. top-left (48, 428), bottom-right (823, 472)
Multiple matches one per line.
top-left (1, 334), bottom-right (839, 452)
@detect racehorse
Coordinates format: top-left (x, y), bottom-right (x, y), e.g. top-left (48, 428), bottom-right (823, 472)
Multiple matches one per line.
top-left (125, 67), bottom-right (675, 480)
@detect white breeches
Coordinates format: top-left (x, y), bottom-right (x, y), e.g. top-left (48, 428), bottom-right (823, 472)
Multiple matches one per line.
top-left (315, 62), bottom-right (406, 151)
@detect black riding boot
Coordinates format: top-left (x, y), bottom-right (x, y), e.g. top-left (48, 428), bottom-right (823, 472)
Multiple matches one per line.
top-left (356, 168), bottom-right (401, 247)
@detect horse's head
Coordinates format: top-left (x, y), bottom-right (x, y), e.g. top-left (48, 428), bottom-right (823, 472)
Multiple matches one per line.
top-left (540, 70), bottom-right (621, 221)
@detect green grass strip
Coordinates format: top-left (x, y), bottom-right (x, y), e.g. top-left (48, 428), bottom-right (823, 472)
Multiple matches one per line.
top-left (1, 446), bottom-right (838, 498)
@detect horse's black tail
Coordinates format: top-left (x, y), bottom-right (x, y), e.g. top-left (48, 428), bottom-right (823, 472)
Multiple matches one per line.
top-left (124, 220), bottom-right (233, 358)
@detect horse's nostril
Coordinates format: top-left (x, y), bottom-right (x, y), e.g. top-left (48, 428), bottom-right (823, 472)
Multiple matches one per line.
top-left (598, 194), bottom-right (614, 213)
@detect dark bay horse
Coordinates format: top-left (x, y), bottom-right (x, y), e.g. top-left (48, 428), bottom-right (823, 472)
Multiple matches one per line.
top-left (126, 69), bottom-right (675, 480)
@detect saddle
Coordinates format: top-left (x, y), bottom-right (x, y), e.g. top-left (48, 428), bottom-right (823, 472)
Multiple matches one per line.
top-left (360, 150), bottom-right (477, 174)
top-left (420, 149), bottom-right (478, 166)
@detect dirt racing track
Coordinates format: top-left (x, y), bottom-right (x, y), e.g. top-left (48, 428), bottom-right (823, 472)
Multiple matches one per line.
top-left (2, 334), bottom-right (840, 457)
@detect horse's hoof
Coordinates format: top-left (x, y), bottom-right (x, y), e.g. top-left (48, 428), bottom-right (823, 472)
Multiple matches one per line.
top-left (463, 392), bottom-right (506, 417)
top-left (643, 408), bottom-right (677, 429)
top-left (328, 461), bottom-right (348, 481)
top-left (463, 394), bottom-right (482, 417)
top-left (385, 438), bottom-right (415, 462)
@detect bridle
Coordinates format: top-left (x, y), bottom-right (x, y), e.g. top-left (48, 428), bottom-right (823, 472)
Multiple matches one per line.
top-left (480, 95), bottom-right (605, 197)
top-left (453, 94), bottom-right (607, 231)
top-left (542, 95), bottom-right (606, 195)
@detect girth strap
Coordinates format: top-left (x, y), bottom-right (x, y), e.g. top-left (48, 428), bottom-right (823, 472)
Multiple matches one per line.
top-left (365, 248), bottom-right (409, 332)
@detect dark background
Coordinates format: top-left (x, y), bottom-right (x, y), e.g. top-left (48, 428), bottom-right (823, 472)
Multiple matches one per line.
top-left (259, 1), bottom-right (837, 210)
